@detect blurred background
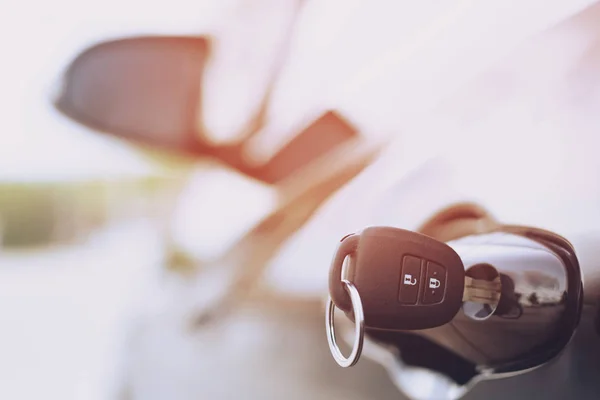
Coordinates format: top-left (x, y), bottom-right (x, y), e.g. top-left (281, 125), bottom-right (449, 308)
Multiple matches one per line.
top-left (2, 0), bottom-right (600, 399)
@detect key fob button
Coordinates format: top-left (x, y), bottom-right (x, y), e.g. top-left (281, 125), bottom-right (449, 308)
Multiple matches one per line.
top-left (423, 261), bottom-right (446, 304)
top-left (399, 255), bottom-right (422, 304)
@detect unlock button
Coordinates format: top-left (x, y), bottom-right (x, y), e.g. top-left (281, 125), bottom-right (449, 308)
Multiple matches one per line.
top-left (423, 261), bottom-right (446, 304)
top-left (399, 255), bottom-right (422, 304)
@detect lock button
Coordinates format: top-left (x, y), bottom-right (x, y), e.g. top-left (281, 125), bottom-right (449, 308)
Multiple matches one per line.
top-left (399, 255), bottom-right (422, 304)
top-left (423, 261), bottom-right (446, 304)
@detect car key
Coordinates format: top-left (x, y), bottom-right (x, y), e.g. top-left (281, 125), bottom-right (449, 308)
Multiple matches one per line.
top-left (328, 226), bottom-right (466, 331)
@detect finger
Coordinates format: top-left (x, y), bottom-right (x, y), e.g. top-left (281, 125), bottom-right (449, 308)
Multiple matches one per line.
top-left (242, 0), bottom-right (450, 165)
top-left (200, 0), bottom-right (303, 145)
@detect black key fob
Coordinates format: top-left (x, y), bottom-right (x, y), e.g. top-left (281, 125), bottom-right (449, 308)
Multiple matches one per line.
top-left (329, 226), bottom-right (465, 331)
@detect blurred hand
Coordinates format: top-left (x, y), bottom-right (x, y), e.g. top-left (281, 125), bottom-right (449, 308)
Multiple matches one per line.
top-left (199, 0), bottom-right (596, 168)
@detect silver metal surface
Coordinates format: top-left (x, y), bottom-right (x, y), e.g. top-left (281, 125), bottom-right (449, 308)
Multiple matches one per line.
top-left (326, 279), bottom-right (365, 367)
top-left (446, 232), bottom-right (570, 366)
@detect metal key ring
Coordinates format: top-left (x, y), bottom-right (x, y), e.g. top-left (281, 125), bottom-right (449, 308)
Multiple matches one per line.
top-left (326, 279), bottom-right (364, 367)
